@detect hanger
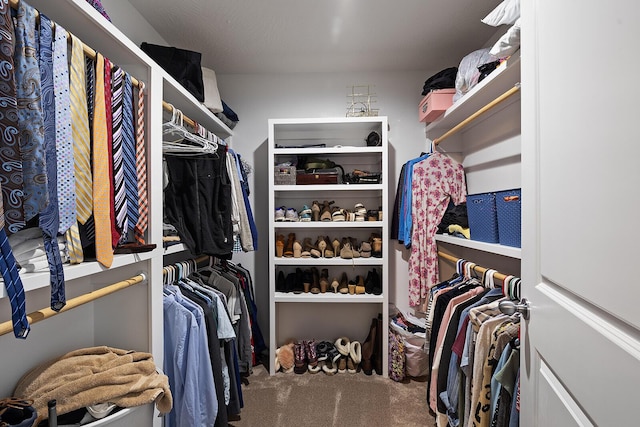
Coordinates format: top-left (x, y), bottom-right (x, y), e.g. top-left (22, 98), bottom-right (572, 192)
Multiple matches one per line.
top-left (162, 104), bottom-right (218, 155)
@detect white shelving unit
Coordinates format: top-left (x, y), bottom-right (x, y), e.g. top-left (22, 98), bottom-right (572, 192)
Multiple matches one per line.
top-left (268, 117), bottom-right (389, 377)
top-left (427, 53), bottom-right (522, 274)
top-left (0, 1), bottom-right (232, 426)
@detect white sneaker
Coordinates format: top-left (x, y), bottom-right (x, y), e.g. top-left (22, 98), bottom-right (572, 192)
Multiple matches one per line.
top-left (285, 208), bottom-right (299, 222)
top-left (275, 206), bottom-right (286, 221)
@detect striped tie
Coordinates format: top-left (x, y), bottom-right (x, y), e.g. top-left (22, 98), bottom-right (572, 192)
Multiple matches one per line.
top-left (134, 81), bottom-right (148, 244)
top-left (122, 73), bottom-right (139, 234)
top-left (103, 58), bottom-right (120, 248)
top-left (70, 34), bottom-right (92, 223)
top-left (53, 23), bottom-right (76, 234)
top-left (93, 53), bottom-right (113, 268)
top-left (111, 66), bottom-right (127, 234)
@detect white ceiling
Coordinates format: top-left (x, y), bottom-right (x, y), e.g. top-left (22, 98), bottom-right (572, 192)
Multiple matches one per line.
top-left (126, 0), bottom-right (503, 75)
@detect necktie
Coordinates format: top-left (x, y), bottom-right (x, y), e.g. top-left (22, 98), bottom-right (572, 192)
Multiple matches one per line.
top-left (0, 0), bottom-right (29, 339)
top-left (78, 56), bottom-right (95, 248)
top-left (122, 73), bottom-right (139, 234)
top-left (103, 58), bottom-right (120, 248)
top-left (0, 0), bottom-right (24, 234)
top-left (38, 14), bottom-right (66, 310)
top-left (53, 23), bottom-right (76, 234)
top-left (134, 81), bottom-right (148, 244)
top-left (111, 66), bottom-right (127, 234)
top-left (70, 34), bottom-right (92, 224)
top-left (13, 1), bottom-right (48, 223)
top-left (93, 53), bottom-right (113, 268)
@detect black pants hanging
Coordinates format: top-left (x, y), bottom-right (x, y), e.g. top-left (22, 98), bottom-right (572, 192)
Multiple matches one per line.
top-left (164, 147), bottom-right (233, 257)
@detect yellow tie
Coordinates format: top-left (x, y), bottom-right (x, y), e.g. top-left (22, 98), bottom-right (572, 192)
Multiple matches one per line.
top-left (93, 53), bottom-right (113, 268)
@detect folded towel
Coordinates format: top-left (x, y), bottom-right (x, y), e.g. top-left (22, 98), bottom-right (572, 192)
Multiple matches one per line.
top-left (14, 346), bottom-right (172, 424)
top-left (201, 66), bottom-right (223, 113)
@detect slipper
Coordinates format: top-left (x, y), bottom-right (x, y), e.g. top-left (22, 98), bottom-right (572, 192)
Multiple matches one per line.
top-left (334, 336), bottom-right (351, 356)
top-left (322, 358), bottom-right (337, 375)
top-left (349, 341), bottom-right (362, 373)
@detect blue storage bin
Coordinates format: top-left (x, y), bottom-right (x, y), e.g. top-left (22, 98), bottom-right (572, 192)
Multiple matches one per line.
top-left (495, 189), bottom-right (521, 247)
top-left (466, 192), bottom-right (499, 243)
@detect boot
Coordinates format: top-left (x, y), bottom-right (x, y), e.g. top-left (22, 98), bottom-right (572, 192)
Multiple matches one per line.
top-left (361, 318), bottom-right (377, 375)
top-left (284, 233), bottom-right (296, 257)
top-left (293, 268), bottom-right (305, 294)
top-left (371, 268), bottom-right (382, 295)
top-left (276, 270), bottom-right (286, 292)
top-left (303, 237), bottom-right (321, 258)
top-left (302, 269), bottom-right (313, 293)
top-left (373, 314), bottom-right (383, 375)
top-left (319, 268), bottom-right (329, 293)
top-left (275, 234), bottom-right (285, 257)
top-left (310, 267), bottom-right (321, 294)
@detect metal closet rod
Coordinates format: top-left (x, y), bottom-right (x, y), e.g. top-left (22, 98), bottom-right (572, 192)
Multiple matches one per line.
top-left (8, 0), bottom-right (143, 88)
top-left (163, 101), bottom-right (198, 130)
top-left (438, 251), bottom-right (511, 282)
top-left (0, 273), bottom-right (147, 337)
top-left (433, 83), bottom-right (521, 146)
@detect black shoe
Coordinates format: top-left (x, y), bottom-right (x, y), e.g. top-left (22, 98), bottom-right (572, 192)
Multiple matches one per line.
top-left (285, 272), bottom-right (296, 293)
top-left (276, 270), bottom-right (286, 292)
top-left (371, 268), bottom-right (382, 295)
top-left (293, 268), bottom-right (305, 294)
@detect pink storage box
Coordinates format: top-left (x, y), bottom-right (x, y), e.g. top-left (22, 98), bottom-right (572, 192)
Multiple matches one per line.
top-left (418, 88), bottom-right (456, 123)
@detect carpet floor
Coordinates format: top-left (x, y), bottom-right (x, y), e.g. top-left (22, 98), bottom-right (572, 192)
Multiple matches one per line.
top-left (230, 364), bottom-right (436, 427)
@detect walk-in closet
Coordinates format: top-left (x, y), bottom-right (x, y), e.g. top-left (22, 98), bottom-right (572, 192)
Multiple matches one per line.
top-left (0, 0), bottom-right (637, 426)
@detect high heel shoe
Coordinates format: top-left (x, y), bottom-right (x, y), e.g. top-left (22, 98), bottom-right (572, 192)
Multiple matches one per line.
top-left (284, 233), bottom-right (296, 257)
top-left (275, 234), bottom-right (285, 257)
top-left (332, 238), bottom-right (341, 257)
top-left (293, 239), bottom-right (303, 258)
top-left (319, 268), bottom-right (329, 293)
top-left (302, 269), bottom-right (312, 293)
top-left (331, 277), bottom-right (340, 293)
top-left (320, 200), bottom-right (334, 221)
top-left (316, 236), bottom-right (327, 258)
top-left (310, 267), bottom-right (321, 294)
top-left (311, 200), bottom-right (321, 221)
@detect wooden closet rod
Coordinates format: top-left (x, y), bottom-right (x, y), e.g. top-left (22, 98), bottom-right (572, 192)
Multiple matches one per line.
top-left (8, 0), bottom-right (143, 88)
top-left (433, 84), bottom-right (520, 146)
top-left (162, 101), bottom-right (198, 129)
top-left (438, 251), bottom-right (510, 282)
top-left (0, 273), bottom-right (147, 337)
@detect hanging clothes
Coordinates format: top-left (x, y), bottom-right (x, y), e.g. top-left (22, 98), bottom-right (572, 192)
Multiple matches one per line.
top-left (407, 152), bottom-right (466, 307)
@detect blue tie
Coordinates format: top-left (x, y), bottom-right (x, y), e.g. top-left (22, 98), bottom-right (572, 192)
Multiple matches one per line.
top-left (0, 0), bottom-right (29, 339)
top-left (122, 73), bottom-right (140, 234)
top-left (38, 14), bottom-right (66, 311)
top-left (13, 1), bottom-right (48, 223)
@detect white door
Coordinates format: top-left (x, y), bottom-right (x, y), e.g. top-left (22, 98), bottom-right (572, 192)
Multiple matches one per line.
top-left (520, 0), bottom-right (640, 425)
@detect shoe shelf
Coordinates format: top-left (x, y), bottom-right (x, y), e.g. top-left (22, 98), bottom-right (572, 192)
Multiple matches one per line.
top-left (435, 234), bottom-right (521, 259)
top-left (274, 293), bottom-right (384, 303)
top-left (269, 117), bottom-right (389, 377)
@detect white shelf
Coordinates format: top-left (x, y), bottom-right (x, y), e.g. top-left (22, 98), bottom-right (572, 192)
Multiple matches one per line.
top-left (435, 229), bottom-right (521, 260)
top-left (274, 184), bottom-right (383, 192)
top-left (274, 221), bottom-right (383, 229)
top-left (274, 147), bottom-right (383, 155)
top-left (426, 53), bottom-right (521, 139)
top-left (273, 257), bottom-right (384, 266)
top-left (275, 292), bottom-right (384, 303)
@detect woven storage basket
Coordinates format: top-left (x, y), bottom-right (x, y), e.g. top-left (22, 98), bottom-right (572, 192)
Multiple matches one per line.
top-left (495, 189), bottom-right (521, 247)
top-left (466, 192), bottom-right (499, 243)
top-left (274, 165), bottom-right (297, 185)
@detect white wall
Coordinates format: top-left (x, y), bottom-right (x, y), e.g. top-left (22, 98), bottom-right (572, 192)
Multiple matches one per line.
top-left (217, 71), bottom-right (429, 340)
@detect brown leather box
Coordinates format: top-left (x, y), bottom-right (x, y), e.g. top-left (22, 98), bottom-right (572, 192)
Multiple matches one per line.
top-left (296, 171), bottom-right (340, 185)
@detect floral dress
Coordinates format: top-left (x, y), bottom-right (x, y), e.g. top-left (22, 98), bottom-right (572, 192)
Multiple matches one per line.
top-left (408, 153), bottom-right (466, 307)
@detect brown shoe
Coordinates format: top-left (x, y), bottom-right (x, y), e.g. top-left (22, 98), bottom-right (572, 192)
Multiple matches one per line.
top-left (361, 318), bottom-right (377, 375)
top-left (310, 267), bottom-right (321, 294)
top-left (283, 233), bottom-right (296, 257)
top-left (303, 237), bottom-right (321, 258)
top-left (311, 200), bottom-right (321, 221)
top-left (275, 234), bottom-right (285, 257)
top-left (319, 269), bottom-right (329, 293)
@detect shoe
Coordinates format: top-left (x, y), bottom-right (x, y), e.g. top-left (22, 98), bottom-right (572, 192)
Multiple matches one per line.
top-left (330, 277), bottom-right (340, 293)
top-left (320, 342), bottom-right (340, 375)
top-left (374, 315), bottom-right (383, 375)
top-left (315, 341), bottom-right (332, 361)
top-left (335, 337), bottom-right (351, 374)
top-left (275, 234), bottom-right (285, 257)
top-left (354, 203), bottom-right (367, 221)
top-left (302, 269), bottom-right (313, 293)
top-left (311, 200), bottom-right (321, 221)
top-left (0, 398), bottom-right (36, 427)
top-left (305, 340), bottom-right (321, 373)
top-left (340, 238), bottom-right (354, 259)
top-left (285, 207), bottom-right (299, 222)
top-left (276, 271), bottom-right (286, 292)
top-left (367, 209), bottom-right (378, 222)
top-left (294, 341), bottom-right (307, 374)
top-left (284, 272), bottom-right (296, 293)
top-left (332, 238), bottom-right (341, 258)
top-left (319, 268), bottom-right (329, 293)
top-left (322, 357), bottom-right (338, 375)
top-left (349, 237), bottom-right (361, 258)
top-left (344, 209), bottom-right (356, 221)
top-left (299, 205), bottom-right (312, 222)
top-left (310, 267), bottom-right (321, 294)
top-left (303, 237), bottom-right (321, 258)
top-left (316, 236), bottom-right (327, 257)
top-left (355, 275), bottom-right (366, 294)
top-left (349, 341), bottom-right (362, 373)
top-left (337, 356), bottom-right (348, 373)
top-left (293, 268), bottom-right (305, 294)
top-left (283, 233), bottom-right (296, 257)
top-left (359, 241), bottom-right (372, 258)
top-left (320, 200), bottom-right (334, 221)
top-left (293, 239), bottom-right (303, 258)
top-left (348, 279), bottom-right (356, 295)
top-left (361, 318), bottom-right (377, 375)
top-left (370, 268), bottom-right (382, 295)
top-left (322, 236), bottom-right (334, 258)
top-left (370, 232), bottom-right (382, 258)
top-left (331, 207), bottom-right (345, 222)
top-left (338, 272), bottom-right (349, 294)
top-left (275, 206), bottom-right (286, 221)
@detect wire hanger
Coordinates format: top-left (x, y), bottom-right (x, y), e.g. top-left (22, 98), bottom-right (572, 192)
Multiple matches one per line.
top-left (162, 104), bottom-right (218, 155)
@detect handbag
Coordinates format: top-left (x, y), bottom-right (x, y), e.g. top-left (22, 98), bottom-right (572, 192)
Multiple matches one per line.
top-left (141, 42), bottom-right (205, 102)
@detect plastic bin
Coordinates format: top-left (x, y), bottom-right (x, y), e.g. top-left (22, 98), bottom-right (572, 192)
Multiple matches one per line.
top-left (495, 189), bottom-right (521, 247)
top-left (466, 192), bottom-right (499, 243)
